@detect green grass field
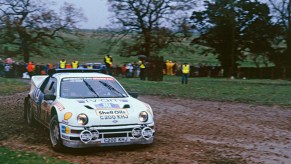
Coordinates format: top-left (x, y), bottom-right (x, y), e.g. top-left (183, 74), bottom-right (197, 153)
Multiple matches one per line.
top-left (0, 147), bottom-right (69, 164)
top-left (0, 78), bottom-right (28, 95)
top-left (117, 76), bottom-right (291, 107)
top-left (1, 76), bottom-right (290, 107)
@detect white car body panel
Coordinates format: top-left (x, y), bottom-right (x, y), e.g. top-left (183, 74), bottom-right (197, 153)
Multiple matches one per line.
top-left (26, 69), bottom-right (155, 148)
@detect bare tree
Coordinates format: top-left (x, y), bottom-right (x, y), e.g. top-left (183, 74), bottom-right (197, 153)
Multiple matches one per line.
top-left (268, 0), bottom-right (291, 66)
top-left (0, 0), bottom-right (86, 62)
top-left (107, 0), bottom-right (197, 57)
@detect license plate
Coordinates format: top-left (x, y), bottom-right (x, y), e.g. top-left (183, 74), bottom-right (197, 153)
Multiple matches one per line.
top-left (101, 137), bottom-right (129, 143)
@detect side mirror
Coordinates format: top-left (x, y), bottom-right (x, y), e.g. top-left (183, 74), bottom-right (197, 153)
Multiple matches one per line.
top-left (128, 92), bottom-right (138, 98)
top-left (44, 94), bottom-right (56, 100)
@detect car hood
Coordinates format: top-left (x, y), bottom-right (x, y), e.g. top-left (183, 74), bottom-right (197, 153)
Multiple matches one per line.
top-left (56, 97), bottom-right (153, 126)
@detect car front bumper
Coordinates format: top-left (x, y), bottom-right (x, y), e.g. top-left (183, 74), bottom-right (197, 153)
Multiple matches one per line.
top-left (60, 123), bottom-right (155, 148)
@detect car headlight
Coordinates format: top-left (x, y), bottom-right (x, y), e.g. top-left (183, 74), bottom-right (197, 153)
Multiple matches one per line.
top-left (77, 113), bottom-right (88, 125)
top-left (139, 111), bottom-right (148, 122)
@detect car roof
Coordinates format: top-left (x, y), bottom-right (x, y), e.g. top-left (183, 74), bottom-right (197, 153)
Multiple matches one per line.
top-left (49, 69), bottom-right (112, 79)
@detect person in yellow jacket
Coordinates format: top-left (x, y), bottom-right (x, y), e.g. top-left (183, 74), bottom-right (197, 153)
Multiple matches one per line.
top-left (71, 59), bottom-right (79, 69)
top-left (181, 62), bottom-right (190, 84)
top-left (139, 60), bottom-right (146, 80)
top-left (59, 58), bottom-right (66, 69)
top-left (104, 54), bottom-right (113, 75)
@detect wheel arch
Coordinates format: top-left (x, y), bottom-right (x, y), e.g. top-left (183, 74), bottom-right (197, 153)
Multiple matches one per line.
top-left (51, 107), bottom-right (58, 118)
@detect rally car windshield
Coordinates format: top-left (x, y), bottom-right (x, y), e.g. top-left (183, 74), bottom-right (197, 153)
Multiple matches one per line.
top-left (60, 77), bottom-right (128, 98)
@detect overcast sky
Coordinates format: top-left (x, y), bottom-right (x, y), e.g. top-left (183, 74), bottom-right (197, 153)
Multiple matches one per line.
top-left (54, 0), bottom-right (111, 29)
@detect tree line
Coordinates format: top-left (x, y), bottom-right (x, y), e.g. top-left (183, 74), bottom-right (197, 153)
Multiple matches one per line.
top-left (0, 0), bottom-right (290, 77)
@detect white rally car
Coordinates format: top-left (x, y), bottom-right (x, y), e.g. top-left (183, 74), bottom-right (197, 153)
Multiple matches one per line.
top-left (24, 69), bottom-right (155, 151)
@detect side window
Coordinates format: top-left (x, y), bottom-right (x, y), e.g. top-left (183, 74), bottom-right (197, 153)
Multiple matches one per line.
top-left (44, 78), bottom-right (57, 95)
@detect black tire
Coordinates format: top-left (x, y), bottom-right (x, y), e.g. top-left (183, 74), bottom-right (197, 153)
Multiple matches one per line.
top-left (24, 97), bottom-right (29, 120)
top-left (25, 98), bottom-right (36, 126)
top-left (49, 115), bottom-right (64, 152)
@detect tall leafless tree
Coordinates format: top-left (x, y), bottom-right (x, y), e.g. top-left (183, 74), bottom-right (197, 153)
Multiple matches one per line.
top-left (0, 0), bottom-right (86, 62)
top-left (107, 0), bottom-right (197, 57)
top-left (268, 0), bottom-right (291, 67)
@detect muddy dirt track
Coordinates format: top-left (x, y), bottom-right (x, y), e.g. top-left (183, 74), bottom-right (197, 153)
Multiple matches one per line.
top-left (0, 91), bottom-right (291, 164)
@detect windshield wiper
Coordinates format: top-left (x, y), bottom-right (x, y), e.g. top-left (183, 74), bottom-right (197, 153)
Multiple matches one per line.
top-left (83, 79), bottom-right (99, 98)
top-left (99, 81), bottom-right (126, 97)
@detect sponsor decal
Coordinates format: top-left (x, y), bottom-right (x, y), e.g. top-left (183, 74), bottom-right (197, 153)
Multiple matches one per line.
top-left (64, 112), bottom-right (72, 120)
top-left (95, 109), bottom-right (129, 120)
top-left (86, 99), bottom-right (97, 103)
top-left (95, 103), bottom-right (120, 109)
top-left (61, 125), bottom-right (66, 133)
top-left (96, 109), bottom-right (128, 116)
top-left (77, 100), bottom-right (85, 103)
top-left (61, 134), bottom-right (70, 140)
top-left (92, 77), bottom-right (114, 81)
top-left (62, 120), bottom-right (69, 125)
top-left (76, 99), bottom-right (129, 103)
top-left (53, 102), bottom-right (65, 111)
top-left (100, 99), bottom-right (128, 102)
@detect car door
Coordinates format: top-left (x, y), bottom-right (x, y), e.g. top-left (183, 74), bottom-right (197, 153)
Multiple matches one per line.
top-left (32, 77), bottom-right (49, 120)
top-left (41, 78), bottom-right (57, 124)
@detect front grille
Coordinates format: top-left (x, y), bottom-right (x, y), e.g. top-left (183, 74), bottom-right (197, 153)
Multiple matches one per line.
top-left (71, 128), bottom-right (133, 134)
top-left (103, 133), bottom-right (129, 138)
top-left (99, 128), bottom-right (132, 133)
top-left (70, 137), bottom-right (80, 141)
top-left (69, 128), bottom-right (133, 141)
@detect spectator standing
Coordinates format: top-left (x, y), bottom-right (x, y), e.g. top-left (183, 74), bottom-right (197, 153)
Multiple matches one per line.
top-left (48, 63), bottom-right (54, 70)
top-left (126, 63), bottom-right (133, 78)
top-left (104, 54), bottom-right (113, 75)
top-left (26, 62), bottom-right (35, 78)
top-left (59, 58), bottom-right (66, 69)
top-left (71, 59), bottom-right (79, 69)
top-left (181, 62), bottom-right (190, 84)
top-left (165, 60), bottom-right (171, 75)
top-left (40, 65), bottom-right (47, 75)
top-left (139, 60), bottom-right (146, 80)
top-left (4, 63), bottom-right (11, 78)
top-left (121, 64), bottom-right (127, 77)
top-left (87, 64), bottom-right (93, 69)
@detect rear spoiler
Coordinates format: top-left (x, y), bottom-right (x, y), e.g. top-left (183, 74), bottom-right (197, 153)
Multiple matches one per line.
top-left (48, 69), bottom-right (102, 76)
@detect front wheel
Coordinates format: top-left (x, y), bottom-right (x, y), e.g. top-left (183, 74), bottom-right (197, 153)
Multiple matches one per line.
top-left (49, 115), bottom-right (64, 152)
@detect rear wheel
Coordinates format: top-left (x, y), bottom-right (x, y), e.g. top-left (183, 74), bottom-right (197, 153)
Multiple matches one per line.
top-left (49, 115), bottom-right (64, 152)
top-left (24, 98), bottom-right (36, 126)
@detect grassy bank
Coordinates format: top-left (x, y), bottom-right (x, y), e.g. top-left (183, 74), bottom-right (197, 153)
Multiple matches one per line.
top-left (117, 76), bottom-right (291, 107)
top-left (1, 76), bottom-right (290, 107)
top-left (0, 147), bottom-right (69, 164)
top-left (0, 78), bottom-right (29, 95)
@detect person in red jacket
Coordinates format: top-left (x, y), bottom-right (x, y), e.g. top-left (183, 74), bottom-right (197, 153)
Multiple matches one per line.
top-left (27, 62), bottom-right (35, 78)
